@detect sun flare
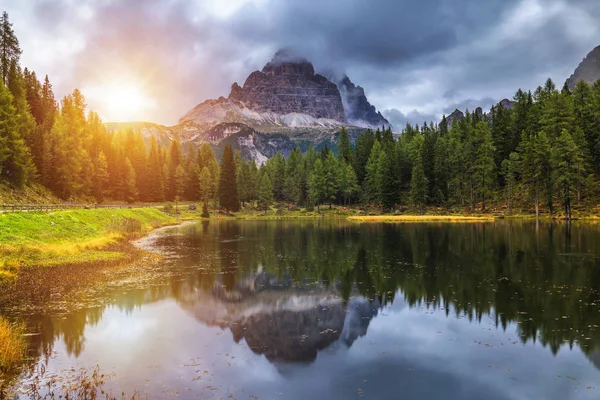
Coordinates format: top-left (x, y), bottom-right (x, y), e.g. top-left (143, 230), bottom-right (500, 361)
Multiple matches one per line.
top-left (83, 82), bottom-right (156, 122)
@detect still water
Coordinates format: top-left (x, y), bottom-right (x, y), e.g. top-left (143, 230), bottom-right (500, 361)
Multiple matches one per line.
top-left (14, 220), bottom-right (600, 399)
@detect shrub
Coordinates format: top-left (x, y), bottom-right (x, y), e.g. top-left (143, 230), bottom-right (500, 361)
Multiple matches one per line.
top-left (162, 202), bottom-right (174, 214)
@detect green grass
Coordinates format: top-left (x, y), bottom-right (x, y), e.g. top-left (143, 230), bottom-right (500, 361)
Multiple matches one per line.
top-left (0, 208), bottom-right (175, 280)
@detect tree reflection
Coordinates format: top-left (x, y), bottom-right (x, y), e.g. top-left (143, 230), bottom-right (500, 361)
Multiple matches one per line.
top-left (14, 220), bottom-right (600, 368)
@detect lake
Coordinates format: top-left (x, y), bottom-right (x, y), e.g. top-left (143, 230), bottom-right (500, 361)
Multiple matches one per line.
top-left (8, 220), bottom-right (600, 399)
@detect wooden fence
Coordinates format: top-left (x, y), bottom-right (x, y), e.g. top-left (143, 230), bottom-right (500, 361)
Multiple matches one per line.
top-left (0, 204), bottom-right (160, 213)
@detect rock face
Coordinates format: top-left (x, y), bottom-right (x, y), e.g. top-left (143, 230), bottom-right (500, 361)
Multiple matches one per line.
top-left (499, 98), bottom-right (514, 109)
top-left (228, 50), bottom-right (346, 121)
top-left (566, 45), bottom-right (600, 90)
top-left (446, 109), bottom-right (465, 126)
top-left (336, 76), bottom-right (390, 128)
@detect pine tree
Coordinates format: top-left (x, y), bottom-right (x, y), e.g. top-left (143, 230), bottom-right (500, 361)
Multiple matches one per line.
top-left (309, 158), bottom-right (326, 211)
top-left (93, 151), bottom-right (109, 203)
top-left (353, 130), bottom-right (374, 184)
top-left (267, 151), bottom-right (285, 202)
top-left (123, 157), bottom-right (138, 204)
top-left (551, 129), bottom-right (586, 219)
top-left (337, 127), bottom-right (354, 165)
top-left (167, 136), bottom-right (183, 201)
top-left (501, 152), bottom-right (520, 215)
top-left (258, 172), bottom-right (274, 214)
top-left (520, 131), bottom-right (552, 217)
top-left (146, 136), bottom-right (165, 202)
top-left (0, 12), bottom-right (21, 85)
top-left (473, 121), bottom-right (496, 211)
top-left (363, 139), bottom-right (382, 205)
top-left (284, 147), bottom-right (304, 206)
top-left (410, 152), bottom-right (427, 215)
top-left (323, 150), bottom-right (340, 208)
top-left (573, 80), bottom-right (600, 175)
top-left (339, 161), bottom-right (359, 206)
top-left (174, 164), bottom-right (187, 211)
top-left (0, 83), bottom-right (34, 187)
top-left (218, 145), bottom-right (239, 212)
top-left (198, 166), bottom-right (213, 208)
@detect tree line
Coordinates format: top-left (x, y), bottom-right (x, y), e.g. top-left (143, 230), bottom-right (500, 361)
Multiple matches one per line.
top-left (1, 11), bottom-right (599, 217)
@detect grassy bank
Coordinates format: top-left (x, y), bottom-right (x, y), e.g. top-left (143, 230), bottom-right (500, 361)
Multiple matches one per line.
top-left (0, 208), bottom-right (175, 280)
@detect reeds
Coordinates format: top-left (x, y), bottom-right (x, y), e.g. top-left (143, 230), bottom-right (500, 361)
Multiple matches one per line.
top-left (0, 316), bottom-right (26, 373)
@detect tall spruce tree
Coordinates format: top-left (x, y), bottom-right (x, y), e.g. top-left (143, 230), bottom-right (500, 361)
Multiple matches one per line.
top-left (218, 145), bottom-right (239, 212)
top-left (0, 12), bottom-right (21, 86)
top-left (551, 129), bottom-right (586, 219)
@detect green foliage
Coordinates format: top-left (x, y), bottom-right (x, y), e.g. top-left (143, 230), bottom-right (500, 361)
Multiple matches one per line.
top-left (410, 148), bottom-right (427, 214)
top-left (218, 145), bottom-right (239, 212)
top-left (258, 171), bottom-right (274, 213)
top-left (551, 129), bottom-right (586, 219)
top-left (308, 158), bottom-right (326, 210)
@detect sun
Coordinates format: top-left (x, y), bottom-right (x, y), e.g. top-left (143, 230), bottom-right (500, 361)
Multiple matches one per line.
top-left (83, 82), bottom-right (156, 122)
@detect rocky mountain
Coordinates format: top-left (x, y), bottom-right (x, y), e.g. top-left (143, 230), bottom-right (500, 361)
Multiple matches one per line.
top-left (445, 98), bottom-right (513, 126)
top-left (446, 109), bottom-right (465, 126)
top-left (107, 50), bottom-right (390, 163)
top-left (566, 45), bottom-right (600, 90)
top-left (336, 75), bottom-right (389, 128)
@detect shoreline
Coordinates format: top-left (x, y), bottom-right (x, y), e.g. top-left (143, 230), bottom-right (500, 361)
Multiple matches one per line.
top-left (0, 208), bottom-right (176, 281)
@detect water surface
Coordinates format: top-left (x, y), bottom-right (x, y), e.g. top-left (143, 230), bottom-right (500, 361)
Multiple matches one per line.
top-left (13, 220), bottom-right (600, 399)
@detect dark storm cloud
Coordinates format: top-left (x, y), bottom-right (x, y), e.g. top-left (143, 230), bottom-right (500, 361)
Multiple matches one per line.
top-left (8, 0), bottom-right (600, 126)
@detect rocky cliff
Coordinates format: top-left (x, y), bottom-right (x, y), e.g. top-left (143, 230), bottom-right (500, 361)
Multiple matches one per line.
top-left (228, 50), bottom-right (346, 121)
top-left (336, 75), bottom-right (390, 128)
top-left (566, 45), bottom-right (600, 90)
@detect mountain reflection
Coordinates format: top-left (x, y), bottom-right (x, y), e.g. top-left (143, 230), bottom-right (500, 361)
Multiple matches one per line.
top-left (20, 220), bottom-right (600, 371)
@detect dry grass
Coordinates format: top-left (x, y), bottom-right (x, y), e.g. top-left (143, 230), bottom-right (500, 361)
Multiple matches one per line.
top-left (348, 215), bottom-right (495, 223)
top-left (0, 316), bottom-right (27, 373)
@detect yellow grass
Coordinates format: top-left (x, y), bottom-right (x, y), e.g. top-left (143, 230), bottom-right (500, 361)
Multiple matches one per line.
top-left (348, 215), bottom-right (495, 223)
top-left (0, 316), bottom-right (26, 373)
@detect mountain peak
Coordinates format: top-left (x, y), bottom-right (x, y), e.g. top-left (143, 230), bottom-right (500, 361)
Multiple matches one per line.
top-left (566, 45), bottom-right (600, 90)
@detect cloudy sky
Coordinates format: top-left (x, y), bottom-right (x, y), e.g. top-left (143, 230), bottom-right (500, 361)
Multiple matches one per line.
top-left (2, 0), bottom-right (599, 127)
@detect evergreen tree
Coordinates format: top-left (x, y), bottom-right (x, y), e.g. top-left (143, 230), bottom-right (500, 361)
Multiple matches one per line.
top-left (93, 151), bottom-right (109, 203)
top-left (175, 164), bottom-right (187, 203)
top-left (267, 151), bottom-right (285, 202)
top-left (167, 136), bottom-right (183, 200)
top-left (337, 127), bottom-right (354, 165)
top-left (258, 172), bottom-right (274, 214)
top-left (309, 158), bottom-right (326, 211)
top-left (0, 83), bottom-right (34, 187)
top-left (218, 145), bottom-right (239, 212)
top-left (147, 136), bottom-right (165, 202)
top-left (283, 147), bottom-right (304, 206)
top-left (198, 166), bottom-right (214, 208)
top-left (410, 152), bottom-right (428, 215)
top-left (123, 157), bottom-right (138, 203)
top-left (551, 129), bottom-right (586, 219)
top-left (501, 152), bottom-right (520, 215)
top-left (363, 140), bottom-right (382, 205)
top-left (573, 80), bottom-right (600, 175)
top-left (520, 131), bottom-right (552, 217)
top-left (353, 130), bottom-right (374, 184)
top-left (339, 161), bottom-right (359, 206)
top-left (323, 150), bottom-right (340, 208)
top-left (0, 12), bottom-right (21, 85)
top-left (472, 121), bottom-right (496, 211)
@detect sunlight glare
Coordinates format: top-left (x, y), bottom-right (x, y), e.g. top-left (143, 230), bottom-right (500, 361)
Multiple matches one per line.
top-left (83, 82), bottom-right (157, 122)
